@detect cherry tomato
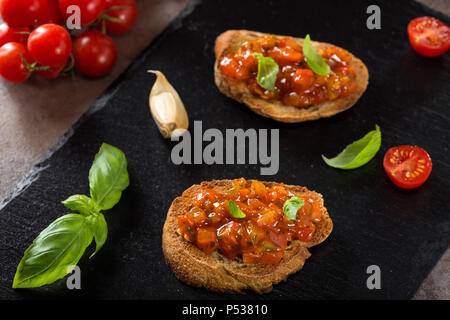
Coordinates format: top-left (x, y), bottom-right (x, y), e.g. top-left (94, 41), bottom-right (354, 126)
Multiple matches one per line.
top-left (37, 0), bottom-right (64, 25)
top-left (35, 62), bottom-right (66, 79)
top-left (0, 42), bottom-right (34, 82)
top-left (102, 0), bottom-right (138, 35)
top-left (0, 0), bottom-right (45, 28)
top-left (408, 16), bottom-right (450, 58)
top-left (383, 145), bottom-right (432, 189)
top-left (0, 23), bottom-right (30, 47)
top-left (59, 0), bottom-right (105, 26)
top-left (27, 24), bottom-right (72, 66)
top-left (73, 30), bottom-right (117, 77)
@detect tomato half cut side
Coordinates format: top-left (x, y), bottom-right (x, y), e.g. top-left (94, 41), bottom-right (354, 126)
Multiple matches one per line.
top-left (383, 146), bottom-right (432, 189)
top-left (407, 16), bottom-right (450, 58)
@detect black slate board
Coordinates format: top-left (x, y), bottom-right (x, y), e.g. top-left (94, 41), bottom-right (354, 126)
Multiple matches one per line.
top-left (1, 0), bottom-right (449, 300)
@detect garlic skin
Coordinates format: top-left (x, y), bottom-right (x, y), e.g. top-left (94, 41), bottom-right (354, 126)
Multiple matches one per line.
top-left (148, 70), bottom-right (189, 138)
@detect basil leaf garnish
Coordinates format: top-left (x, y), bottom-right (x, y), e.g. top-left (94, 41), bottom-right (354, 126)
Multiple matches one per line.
top-left (322, 125), bottom-right (382, 169)
top-left (13, 143), bottom-right (129, 288)
top-left (89, 143), bottom-right (130, 210)
top-left (228, 200), bottom-right (246, 218)
top-left (86, 213), bottom-right (108, 258)
top-left (13, 214), bottom-right (93, 288)
top-left (253, 52), bottom-right (279, 91)
top-left (303, 34), bottom-right (331, 76)
top-left (62, 194), bottom-right (98, 216)
top-left (283, 196), bottom-right (305, 220)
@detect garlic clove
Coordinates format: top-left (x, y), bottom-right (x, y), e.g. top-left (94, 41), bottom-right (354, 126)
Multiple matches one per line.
top-left (148, 70), bottom-right (189, 139)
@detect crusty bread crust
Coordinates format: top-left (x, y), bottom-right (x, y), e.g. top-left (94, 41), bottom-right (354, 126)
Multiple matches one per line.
top-left (214, 30), bottom-right (369, 123)
top-left (162, 179), bottom-right (333, 294)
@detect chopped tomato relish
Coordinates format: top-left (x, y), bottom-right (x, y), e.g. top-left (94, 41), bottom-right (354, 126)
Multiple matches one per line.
top-left (219, 35), bottom-right (357, 107)
top-left (177, 178), bottom-right (322, 265)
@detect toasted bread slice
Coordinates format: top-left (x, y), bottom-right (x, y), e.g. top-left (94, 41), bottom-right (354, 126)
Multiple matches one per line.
top-left (162, 179), bottom-right (333, 294)
top-left (214, 30), bottom-right (369, 123)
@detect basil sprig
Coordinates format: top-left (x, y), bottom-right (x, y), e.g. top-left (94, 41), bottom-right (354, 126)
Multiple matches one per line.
top-left (303, 34), bottom-right (331, 76)
top-left (228, 200), bottom-right (246, 218)
top-left (12, 143), bottom-right (129, 288)
top-left (322, 125), bottom-right (382, 169)
top-left (283, 196), bottom-right (305, 220)
top-left (253, 52), bottom-right (279, 91)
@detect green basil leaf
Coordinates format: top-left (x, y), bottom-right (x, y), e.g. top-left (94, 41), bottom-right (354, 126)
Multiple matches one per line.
top-left (322, 125), bottom-right (382, 169)
top-left (89, 143), bottom-right (130, 210)
top-left (303, 34), bottom-right (331, 76)
top-left (253, 52), bottom-right (279, 91)
top-left (12, 214), bottom-right (93, 288)
top-left (62, 195), bottom-right (98, 216)
top-left (228, 200), bottom-right (246, 218)
top-left (283, 196), bottom-right (305, 220)
top-left (86, 214), bottom-right (108, 258)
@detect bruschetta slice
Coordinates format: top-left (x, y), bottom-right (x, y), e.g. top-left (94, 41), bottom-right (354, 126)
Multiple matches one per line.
top-left (214, 30), bottom-right (369, 123)
top-left (162, 179), bottom-right (333, 294)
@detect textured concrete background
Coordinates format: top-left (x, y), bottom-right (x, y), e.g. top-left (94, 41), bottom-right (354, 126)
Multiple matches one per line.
top-left (0, 0), bottom-right (448, 299)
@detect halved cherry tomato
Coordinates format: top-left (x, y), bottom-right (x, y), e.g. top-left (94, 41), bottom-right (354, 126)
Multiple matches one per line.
top-left (408, 16), bottom-right (450, 58)
top-left (383, 145), bottom-right (432, 189)
top-left (0, 23), bottom-right (30, 47)
top-left (0, 42), bottom-right (34, 82)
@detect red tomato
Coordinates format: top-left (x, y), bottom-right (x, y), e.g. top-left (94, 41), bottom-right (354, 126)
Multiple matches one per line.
top-left (35, 62), bottom-right (66, 79)
top-left (292, 69), bottom-right (315, 92)
top-left (0, 23), bottom-right (30, 47)
top-left (0, 42), bottom-right (34, 82)
top-left (27, 24), bottom-right (72, 66)
top-left (59, 0), bottom-right (105, 26)
top-left (195, 227), bottom-right (218, 254)
top-left (37, 0), bottom-right (64, 25)
top-left (408, 16), bottom-right (450, 58)
top-left (73, 30), bottom-right (117, 77)
top-left (102, 0), bottom-right (138, 34)
top-left (0, 0), bottom-right (45, 28)
top-left (383, 146), bottom-right (432, 189)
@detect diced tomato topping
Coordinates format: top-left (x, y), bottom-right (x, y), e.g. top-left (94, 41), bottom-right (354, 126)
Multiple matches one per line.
top-left (218, 34), bottom-right (357, 107)
top-left (177, 178), bottom-right (322, 265)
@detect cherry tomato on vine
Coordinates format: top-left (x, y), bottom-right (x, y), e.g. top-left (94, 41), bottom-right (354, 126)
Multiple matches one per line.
top-left (0, 0), bottom-right (45, 28)
top-left (27, 24), bottom-right (72, 66)
top-left (383, 145), bottom-right (432, 189)
top-left (0, 23), bottom-right (30, 47)
top-left (73, 30), bottom-right (117, 77)
top-left (102, 0), bottom-right (138, 35)
top-left (408, 16), bottom-right (450, 58)
top-left (0, 42), bottom-right (34, 82)
top-left (59, 0), bottom-right (106, 26)
top-left (35, 62), bottom-right (66, 79)
top-left (37, 0), bottom-right (64, 25)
